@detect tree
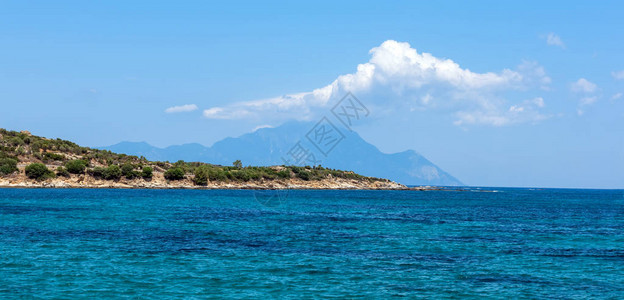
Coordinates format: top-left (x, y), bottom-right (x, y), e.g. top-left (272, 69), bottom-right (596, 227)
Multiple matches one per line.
top-left (141, 166), bottom-right (153, 179)
top-left (164, 167), bottom-right (185, 180)
top-left (25, 163), bottom-right (55, 180)
top-left (0, 158), bottom-right (18, 175)
top-left (233, 160), bottom-right (242, 169)
top-left (65, 159), bottom-right (87, 174)
top-left (193, 165), bottom-right (209, 186)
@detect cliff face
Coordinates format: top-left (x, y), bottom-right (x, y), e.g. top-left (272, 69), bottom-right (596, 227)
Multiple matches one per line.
top-left (0, 129), bottom-right (405, 190)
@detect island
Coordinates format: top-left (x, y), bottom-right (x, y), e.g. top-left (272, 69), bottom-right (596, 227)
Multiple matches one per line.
top-left (0, 129), bottom-right (406, 190)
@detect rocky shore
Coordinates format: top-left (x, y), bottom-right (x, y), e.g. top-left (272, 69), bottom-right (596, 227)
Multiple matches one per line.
top-left (0, 171), bottom-right (408, 190)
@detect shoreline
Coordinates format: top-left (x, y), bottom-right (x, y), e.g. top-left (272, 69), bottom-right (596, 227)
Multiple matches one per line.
top-left (0, 176), bottom-right (423, 191)
top-left (0, 185), bottom-right (422, 190)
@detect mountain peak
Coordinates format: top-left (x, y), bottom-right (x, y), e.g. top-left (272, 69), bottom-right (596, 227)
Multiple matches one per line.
top-left (101, 124), bottom-right (462, 186)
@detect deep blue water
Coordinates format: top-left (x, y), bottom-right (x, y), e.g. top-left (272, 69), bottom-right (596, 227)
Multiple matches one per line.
top-left (1, 188), bottom-right (623, 298)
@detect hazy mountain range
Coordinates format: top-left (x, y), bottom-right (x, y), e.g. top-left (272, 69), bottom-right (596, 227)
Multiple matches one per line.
top-left (101, 122), bottom-right (462, 186)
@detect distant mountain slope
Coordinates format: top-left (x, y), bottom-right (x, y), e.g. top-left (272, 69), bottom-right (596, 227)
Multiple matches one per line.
top-left (102, 122), bottom-right (462, 186)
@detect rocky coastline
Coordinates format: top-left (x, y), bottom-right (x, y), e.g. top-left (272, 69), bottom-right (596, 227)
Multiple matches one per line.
top-left (0, 171), bottom-right (408, 190)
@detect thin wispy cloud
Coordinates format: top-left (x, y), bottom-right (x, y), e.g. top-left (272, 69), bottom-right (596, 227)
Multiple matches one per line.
top-left (203, 40), bottom-right (551, 127)
top-left (252, 124), bottom-right (273, 132)
top-left (165, 104), bottom-right (198, 113)
top-left (545, 33), bottom-right (565, 48)
top-left (612, 70), bottom-right (624, 80)
top-left (571, 78), bottom-right (599, 116)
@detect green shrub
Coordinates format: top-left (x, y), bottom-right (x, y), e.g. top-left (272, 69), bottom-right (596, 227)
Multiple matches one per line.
top-left (102, 165), bottom-right (122, 180)
top-left (15, 146), bottom-right (25, 156)
top-left (90, 167), bottom-right (105, 178)
top-left (126, 170), bottom-right (140, 179)
top-left (121, 163), bottom-right (134, 175)
top-left (25, 163), bottom-right (55, 180)
top-left (276, 169), bottom-right (291, 179)
top-left (164, 167), bottom-right (185, 180)
top-left (230, 170), bottom-right (250, 181)
top-left (65, 159), bottom-right (87, 174)
top-left (193, 165), bottom-right (209, 185)
top-left (8, 137), bottom-right (24, 146)
top-left (121, 163), bottom-right (140, 179)
top-left (208, 167), bottom-right (228, 181)
top-left (43, 152), bottom-right (65, 162)
top-left (141, 166), bottom-right (153, 179)
top-left (296, 170), bottom-right (311, 181)
top-left (0, 158), bottom-right (18, 175)
top-left (55, 166), bottom-right (70, 177)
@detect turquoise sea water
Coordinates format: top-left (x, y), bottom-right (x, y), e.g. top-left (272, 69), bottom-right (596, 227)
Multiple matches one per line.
top-left (1, 188), bottom-right (623, 298)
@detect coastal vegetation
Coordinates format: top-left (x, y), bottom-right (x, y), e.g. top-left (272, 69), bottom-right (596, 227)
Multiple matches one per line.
top-left (25, 163), bottom-right (55, 181)
top-left (0, 158), bottom-right (18, 175)
top-left (0, 128), bottom-right (392, 187)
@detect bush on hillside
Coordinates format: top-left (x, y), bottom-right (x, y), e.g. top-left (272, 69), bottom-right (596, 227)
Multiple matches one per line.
top-left (276, 169), bottom-right (291, 179)
top-left (141, 166), bottom-right (153, 179)
top-left (121, 163), bottom-right (140, 179)
top-left (296, 170), bottom-right (311, 181)
top-left (164, 167), bottom-right (185, 180)
top-left (43, 152), bottom-right (65, 162)
top-left (65, 159), bottom-right (87, 174)
top-left (193, 165), bottom-right (209, 186)
top-left (89, 167), bottom-right (105, 178)
top-left (25, 163), bottom-right (55, 180)
top-left (56, 166), bottom-right (70, 177)
top-left (103, 165), bottom-right (122, 180)
top-left (0, 158), bottom-right (18, 175)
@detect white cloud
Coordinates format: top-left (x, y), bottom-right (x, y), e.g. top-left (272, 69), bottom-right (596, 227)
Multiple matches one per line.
top-left (545, 33), bottom-right (565, 48)
top-left (203, 40), bottom-right (551, 126)
top-left (165, 104), bottom-right (198, 113)
top-left (612, 70), bottom-right (624, 80)
top-left (518, 61), bottom-right (551, 90)
top-left (612, 93), bottom-right (622, 100)
top-left (570, 79), bottom-right (598, 115)
top-left (571, 78), bottom-right (597, 93)
top-left (252, 124), bottom-right (273, 132)
top-left (580, 96), bottom-right (598, 106)
top-left (203, 107), bottom-right (251, 119)
top-left (455, 97), bottom-right (549, 126)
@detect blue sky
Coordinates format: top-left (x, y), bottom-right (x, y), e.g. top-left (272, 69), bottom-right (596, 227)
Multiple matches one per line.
top-left (1, 1), bottom-right (623, 188)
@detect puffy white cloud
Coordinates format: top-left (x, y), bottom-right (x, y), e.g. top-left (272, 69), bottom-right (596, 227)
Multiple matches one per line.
top-left (612, 93), bottom-right (622, 100)
top-left (571, 78), bottom-right (597, 93)
top-left (203, 40), bottom-right (551, 126)
top-left (545, 33), bottom-right (565, 48)
top-left (612, 70), bottom-right (624, 80)
top-left (165, 104), bottom-right (198, 113)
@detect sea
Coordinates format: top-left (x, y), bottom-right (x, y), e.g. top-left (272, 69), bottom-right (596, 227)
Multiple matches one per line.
top-left (1, 188), bottom-right (623, 299)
